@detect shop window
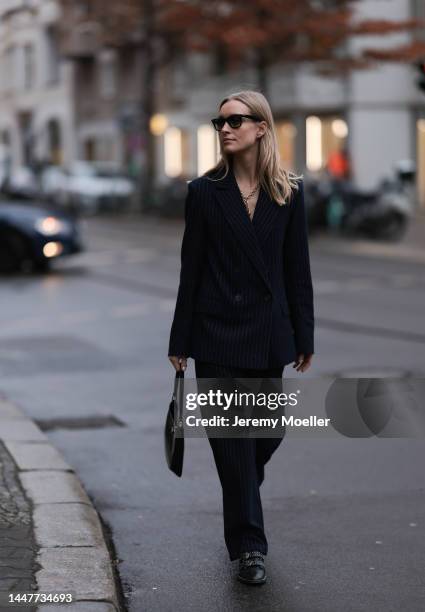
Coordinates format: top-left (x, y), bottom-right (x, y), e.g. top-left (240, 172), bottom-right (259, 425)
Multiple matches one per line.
top-left (197, 124), bottom-right (218, 176)
top-left (275, 120), bottom-right (296, 171)
top-left (164, 127), bottom-right (183, 177)
top-left (306, 115), bottom-right (349, 176)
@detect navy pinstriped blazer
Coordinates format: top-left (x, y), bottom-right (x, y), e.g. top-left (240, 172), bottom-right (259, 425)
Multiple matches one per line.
top-left (168, 165), bottom-right (314, 369)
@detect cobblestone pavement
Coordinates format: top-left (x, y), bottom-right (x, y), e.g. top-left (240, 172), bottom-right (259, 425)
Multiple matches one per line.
top-left (0, 441), bottom-right (39, 610)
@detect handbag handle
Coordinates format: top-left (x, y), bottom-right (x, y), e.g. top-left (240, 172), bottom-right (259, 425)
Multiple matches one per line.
top-left (173, 368), bottom-right (184, 391)
top-left (172, 368), bottom-right (185, 431)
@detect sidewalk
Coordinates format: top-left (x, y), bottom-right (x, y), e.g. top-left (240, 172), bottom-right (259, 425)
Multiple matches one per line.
top-left (310, 209), bottom-right (425, 264)
top-left (0, 439), bottom-right (38, 608)
top-left (0, 396), bottom-right (122, 611)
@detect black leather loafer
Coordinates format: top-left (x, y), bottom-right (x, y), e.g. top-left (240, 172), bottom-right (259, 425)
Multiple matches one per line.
top-left (237, 551), bottom-right (267, 585)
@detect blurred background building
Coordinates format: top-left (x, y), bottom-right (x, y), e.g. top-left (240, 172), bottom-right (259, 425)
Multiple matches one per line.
top-left (0, 0), bottom-right (424, 206)
top-left (59, 1), bottom-right (143, 175)
top-left (152, 0), bottom-right (425, 207)
top-left (0, 0), bottom-right (75, 170)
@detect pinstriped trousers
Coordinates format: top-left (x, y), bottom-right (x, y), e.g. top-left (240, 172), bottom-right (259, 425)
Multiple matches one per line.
top-left (194, 359), bottom-right (285, 561)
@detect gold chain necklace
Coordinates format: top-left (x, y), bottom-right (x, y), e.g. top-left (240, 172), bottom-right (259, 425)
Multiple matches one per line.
top-left (238, 183), bottom-right (259, 219)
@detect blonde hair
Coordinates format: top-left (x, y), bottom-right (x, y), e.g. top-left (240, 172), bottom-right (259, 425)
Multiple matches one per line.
top-left (204, 90), bottom-right (302, 206)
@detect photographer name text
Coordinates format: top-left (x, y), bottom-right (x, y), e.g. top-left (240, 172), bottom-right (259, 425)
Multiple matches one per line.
top-left (186, 415), bottom-right (331, 428)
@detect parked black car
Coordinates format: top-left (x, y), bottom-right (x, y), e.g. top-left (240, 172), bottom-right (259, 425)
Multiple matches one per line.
top-left (0, 200), bottom-right (83, 273)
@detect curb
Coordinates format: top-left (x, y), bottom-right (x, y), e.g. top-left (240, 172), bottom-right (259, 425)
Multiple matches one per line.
top-left (0, 398), bottom-right (121, 611)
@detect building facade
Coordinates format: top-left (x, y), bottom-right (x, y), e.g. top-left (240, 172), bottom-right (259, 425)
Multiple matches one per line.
top-left (59, 0), bottom-right (144, 174)
top-left (153, 0), bottom-right (425, 208)
top-left (0, 0), bottom-right (75, 171)
top-left (1, 0), bottom-right (424, 207)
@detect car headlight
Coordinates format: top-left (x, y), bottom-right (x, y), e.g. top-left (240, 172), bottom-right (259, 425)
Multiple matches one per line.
top-left (34, 216), bottom-right (70, 236)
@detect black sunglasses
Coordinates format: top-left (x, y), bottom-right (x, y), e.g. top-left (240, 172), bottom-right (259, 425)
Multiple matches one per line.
top-left (211, 114), bottom-right (262, 131)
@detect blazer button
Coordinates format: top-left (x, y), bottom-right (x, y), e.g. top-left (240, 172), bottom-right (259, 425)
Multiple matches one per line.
top-left (234, 294), bottom-right (242, 302)
top-left (263, 293), bottom-right (272, 302)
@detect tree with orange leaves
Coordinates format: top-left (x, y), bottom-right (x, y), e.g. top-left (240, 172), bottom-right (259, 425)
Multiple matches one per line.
top-left (59, 0), bottom-right (425, 205)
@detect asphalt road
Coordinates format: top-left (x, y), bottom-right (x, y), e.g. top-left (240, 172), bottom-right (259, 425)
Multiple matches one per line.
top-left (1, 213), bottom-right (424, 612)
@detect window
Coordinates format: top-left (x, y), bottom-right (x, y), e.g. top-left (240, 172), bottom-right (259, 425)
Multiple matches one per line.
top-left (164, 126), bottom-right (191, 177)
top-left (4, 46), bottom-right (16, 91)
top-left (275, 120), bottom-right (297, 171)
top-left (306, 115), bottom-right (348, 173)
top-left (99, 50), bottom-right (117, 99)
top-left (23, 44), bottom-right (36, 90)
top-left (164, 127), bottom-right (183, 177)
top-left (197, 124), bottom-right (219, 176)
top-left (47, 119), bottom-right (62, 165)
top-left (45, 27), bottom-right (60, 85)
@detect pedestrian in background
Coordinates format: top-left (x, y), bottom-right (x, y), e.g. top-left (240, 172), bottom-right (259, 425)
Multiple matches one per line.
top-left (327, 146), bottom-right (351, 180)
top-left (168, 90), bottom-right (315, 585)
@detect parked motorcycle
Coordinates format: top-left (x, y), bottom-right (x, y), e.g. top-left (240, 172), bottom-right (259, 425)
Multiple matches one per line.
top-left (305, 161), bottom-right (415, 241)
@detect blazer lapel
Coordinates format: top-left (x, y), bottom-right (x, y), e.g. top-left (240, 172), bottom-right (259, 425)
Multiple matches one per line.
top-left (212, 167), bottom-right (281, 292)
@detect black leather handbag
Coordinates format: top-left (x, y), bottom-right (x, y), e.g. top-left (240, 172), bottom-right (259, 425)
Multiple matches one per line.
top-left (164, 369), bottom-right (185, 477)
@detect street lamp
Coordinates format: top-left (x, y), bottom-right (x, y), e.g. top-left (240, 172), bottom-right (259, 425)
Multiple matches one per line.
top-left (150, 114), bottom-right (168, 136)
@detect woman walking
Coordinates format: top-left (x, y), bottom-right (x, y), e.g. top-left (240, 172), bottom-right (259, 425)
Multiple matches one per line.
top-left (168, 90), bottom-right (314, 585)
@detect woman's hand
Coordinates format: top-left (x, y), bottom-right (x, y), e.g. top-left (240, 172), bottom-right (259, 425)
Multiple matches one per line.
top-left (293, 353), bottom-right (313, 373)
top-left (169, 356), bottom-right (187, 372)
